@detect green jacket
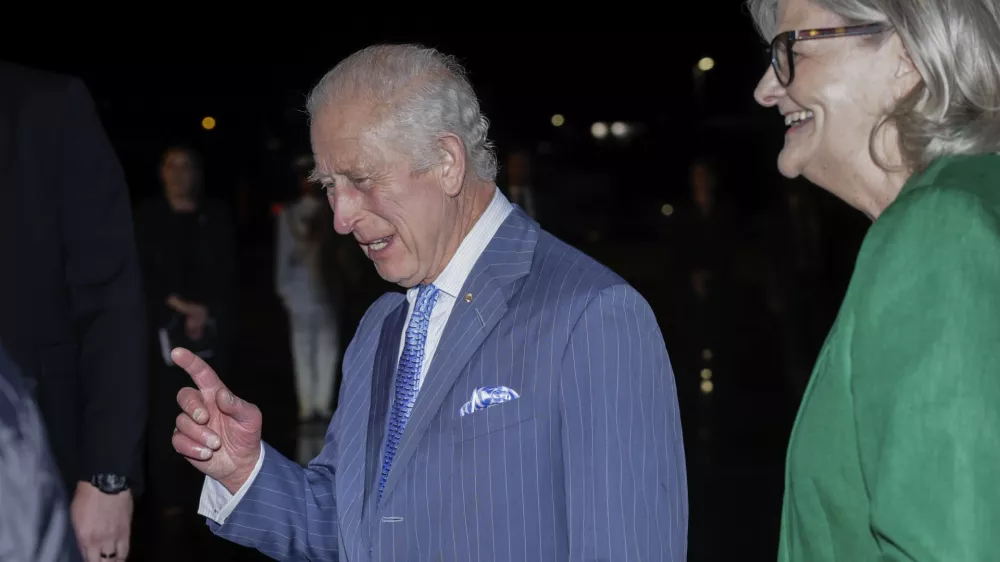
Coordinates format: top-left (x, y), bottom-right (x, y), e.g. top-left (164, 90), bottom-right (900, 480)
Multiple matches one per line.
top-left (778, 153), bottom-right (1000, 561)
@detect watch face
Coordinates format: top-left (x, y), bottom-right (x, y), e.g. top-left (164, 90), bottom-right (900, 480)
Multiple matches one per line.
top-left (91, 474), bottom-right (129, 493)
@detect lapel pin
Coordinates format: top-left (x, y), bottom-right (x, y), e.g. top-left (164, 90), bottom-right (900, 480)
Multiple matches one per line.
top-left (465, 293), bottom-right (473, 303)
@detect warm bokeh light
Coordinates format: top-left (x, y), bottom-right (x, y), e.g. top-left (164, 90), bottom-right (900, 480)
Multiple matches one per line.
top-left (700, 368), bottom-right (713, 380)
top-left (591, 122), bottom-right (608, 139)
top-left (551, 114), bottom-right (565, 127)
top-left (611, 121), bottom-right (628, 137)
top-left (661, 203), bottom-right (674, 216)
top-left (700, 380), bottom-right (714, 394)
top-left (201, 116), bottom-right (216, 130)
top-left (697, 57), bottom-right (715, 71)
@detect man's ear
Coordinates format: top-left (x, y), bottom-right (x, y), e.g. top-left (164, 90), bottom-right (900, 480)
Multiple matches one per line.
top-left (437, 134), bottom-right (467, 197)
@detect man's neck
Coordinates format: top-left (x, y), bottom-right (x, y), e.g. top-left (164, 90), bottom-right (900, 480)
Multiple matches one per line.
top-left (423, 181), bottom-right (495, 285)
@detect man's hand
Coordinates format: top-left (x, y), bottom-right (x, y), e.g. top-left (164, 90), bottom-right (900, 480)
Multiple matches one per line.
top-left (171, 348), bottom-right (262, 494)
top-left (166, 295), bottom-right (208, 341)
top-left (71, 481), bottom-right (132, 561)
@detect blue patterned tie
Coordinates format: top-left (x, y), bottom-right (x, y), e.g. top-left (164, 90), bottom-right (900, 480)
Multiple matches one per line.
top-left (378, 283), bottom-right (440, 503)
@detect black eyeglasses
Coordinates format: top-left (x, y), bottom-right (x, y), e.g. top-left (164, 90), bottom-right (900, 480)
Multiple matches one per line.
top-left (769, 22), bottom-right (893, 87)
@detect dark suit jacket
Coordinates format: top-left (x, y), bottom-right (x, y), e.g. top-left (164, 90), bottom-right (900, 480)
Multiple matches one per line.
top-left (0, 340), bottom-right (83, 562)
top-left (0, 61), bottom-right (147, 495)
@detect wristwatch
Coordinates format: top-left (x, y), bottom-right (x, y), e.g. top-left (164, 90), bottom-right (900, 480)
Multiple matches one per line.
top-left (90, 473), bottom-right (130, 494)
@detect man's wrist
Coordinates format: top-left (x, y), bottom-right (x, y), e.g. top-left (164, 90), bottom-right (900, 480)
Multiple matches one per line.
top-left (220, 458), bottom-right (260, 495)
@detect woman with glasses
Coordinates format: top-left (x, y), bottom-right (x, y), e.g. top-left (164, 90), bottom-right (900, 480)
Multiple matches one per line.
top-left (748, 0), bottom-right (1000, 559)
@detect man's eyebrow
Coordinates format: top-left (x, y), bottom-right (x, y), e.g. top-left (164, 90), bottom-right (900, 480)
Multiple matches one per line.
top-left (309, 159), bottom-right (378, 183)
top-left (307, 168), bottom-right (328, 183)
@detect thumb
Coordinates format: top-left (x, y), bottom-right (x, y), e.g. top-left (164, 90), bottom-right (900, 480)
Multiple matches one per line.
top-left (215, 387), bottom-right (260, 428)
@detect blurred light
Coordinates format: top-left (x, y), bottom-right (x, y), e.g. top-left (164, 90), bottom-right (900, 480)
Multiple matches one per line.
top-left (700, 368), bottom-right (713, 380)
top-left (660, 203), bottom-right (674, 216)
top-left (611, 121), bottom-right (628, 137)
top-left (700, 380), bottom-right (714, 394)
top-left (551, 114), bottom-right (565, 127)
top-left (702, 348), bottom-right (713, 361)
top-left (591, 121), bottom-right (608, 139)
top-left (697, 57), bottom-right (715, 72)
top-left (201, 116), bottom-right (216, 130)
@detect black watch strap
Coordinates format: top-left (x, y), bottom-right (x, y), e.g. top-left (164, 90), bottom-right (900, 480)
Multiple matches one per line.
top-left (90, 473), bottom-right (130, 494)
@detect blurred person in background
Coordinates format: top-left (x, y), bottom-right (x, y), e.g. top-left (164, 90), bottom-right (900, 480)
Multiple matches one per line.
top-left (750, 0), bottom-right (1000, 558)
top-left (275, 155), bottom-right (342, 423)
top-left (133, 145), bottom-right (235, 560)
top-left (0, 340), bottom-right (82, 562)
top-left (0, 61), bottom-right (147, 562)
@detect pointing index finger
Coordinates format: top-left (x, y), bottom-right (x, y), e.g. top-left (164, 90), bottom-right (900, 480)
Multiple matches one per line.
top-left (171, 347), bottom-right (223, 392)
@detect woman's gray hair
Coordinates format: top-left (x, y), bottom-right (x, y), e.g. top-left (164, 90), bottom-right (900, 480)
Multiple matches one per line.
top-left (748, 0), bottom-right (1000, 174)
top-left (306, 44), bottom-right (498, 183)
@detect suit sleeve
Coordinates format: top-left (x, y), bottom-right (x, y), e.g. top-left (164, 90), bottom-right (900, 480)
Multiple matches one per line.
top-left (207, 442), bottom-right (340, 560)
top-left (559, 284), bottom-right (688, 561)
top-left (851, 187), bottom-right (1000, 561)
top-left (56, 78), bottom-right (147, 491)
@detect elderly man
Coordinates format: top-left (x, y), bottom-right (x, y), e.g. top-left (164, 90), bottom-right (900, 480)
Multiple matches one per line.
top-left (171, 44), bottom-right (688, 561)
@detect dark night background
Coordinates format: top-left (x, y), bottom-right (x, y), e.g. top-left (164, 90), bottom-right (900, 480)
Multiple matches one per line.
top-left (8, 9), bottom-right (872, 561)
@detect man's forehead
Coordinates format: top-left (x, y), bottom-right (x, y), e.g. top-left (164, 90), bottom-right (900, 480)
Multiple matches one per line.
top-left (310, 106), bottom-right (383, 176)
top-left (311, 137), bottom-right (382, 175)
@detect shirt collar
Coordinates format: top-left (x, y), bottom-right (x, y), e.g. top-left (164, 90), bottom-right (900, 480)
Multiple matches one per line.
top-left (408, 186), bottom-right (513, 301)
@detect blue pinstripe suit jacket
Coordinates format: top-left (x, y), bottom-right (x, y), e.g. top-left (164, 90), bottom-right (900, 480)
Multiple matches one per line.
top-left (210, 207), bottom-right (688, 560)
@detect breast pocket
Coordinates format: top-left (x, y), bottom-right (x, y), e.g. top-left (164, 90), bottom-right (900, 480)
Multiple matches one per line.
top-left (453, 395), bottom-right (535, 442)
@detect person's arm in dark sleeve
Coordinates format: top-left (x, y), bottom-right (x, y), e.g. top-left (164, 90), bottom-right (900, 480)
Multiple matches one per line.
top-left (56, 78), bottom-right (148, 492)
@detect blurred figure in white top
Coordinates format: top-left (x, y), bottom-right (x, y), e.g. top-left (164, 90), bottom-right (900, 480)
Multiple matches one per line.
top-left (275, 155), bottom-right (340, 423)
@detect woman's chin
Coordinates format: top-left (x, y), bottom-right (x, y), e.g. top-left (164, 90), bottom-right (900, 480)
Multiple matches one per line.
top-left (776, 150), bottom-right (805, 179)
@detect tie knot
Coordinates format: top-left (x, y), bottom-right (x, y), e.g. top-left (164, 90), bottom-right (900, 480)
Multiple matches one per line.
top-left (415, 283), bottom-right (440, 312)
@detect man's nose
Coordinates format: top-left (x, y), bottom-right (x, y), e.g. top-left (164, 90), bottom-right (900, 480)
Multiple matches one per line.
top-left (330, 186), bottom-right (362, 235)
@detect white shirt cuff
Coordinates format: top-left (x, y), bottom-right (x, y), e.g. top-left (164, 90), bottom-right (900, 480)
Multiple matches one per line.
top-left (197, 442), bottom-right (266, 525)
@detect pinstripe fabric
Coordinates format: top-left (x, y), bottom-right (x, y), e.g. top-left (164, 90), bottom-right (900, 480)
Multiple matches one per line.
top-left (208, 206), bottom-right (689, 560)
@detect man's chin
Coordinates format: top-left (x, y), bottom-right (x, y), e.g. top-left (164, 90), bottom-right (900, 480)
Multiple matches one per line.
top-left (372, 263), bottom-right (414, 288)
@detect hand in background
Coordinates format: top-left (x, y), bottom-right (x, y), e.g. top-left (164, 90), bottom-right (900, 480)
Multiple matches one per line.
top-left (171, 348), bottom-right (262, 494)
top-left (166, 295), bottom-right (208, 340)
top-left (70, 481), bottom-right (132, 561)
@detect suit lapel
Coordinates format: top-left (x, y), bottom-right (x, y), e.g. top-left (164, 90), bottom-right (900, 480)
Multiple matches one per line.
top-left (379, 208), bottom-right (539, 505)
top-left (341, 299), bottom-right (407, 537)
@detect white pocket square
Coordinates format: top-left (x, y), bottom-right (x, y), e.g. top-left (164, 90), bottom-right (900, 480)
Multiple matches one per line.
top-left (459, 386), bottom-right (520, 417)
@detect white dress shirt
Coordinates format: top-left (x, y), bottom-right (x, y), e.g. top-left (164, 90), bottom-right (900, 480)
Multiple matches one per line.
top-left (198, 187), bottom-right (513, 524)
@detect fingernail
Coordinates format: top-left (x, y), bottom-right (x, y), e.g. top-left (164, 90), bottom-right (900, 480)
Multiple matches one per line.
top-left (207, 435), bottom-right (220, 449)
top-left (198, 448), bottom-right (211, 460)
top-left (193, 408), bottom-right (207, 423)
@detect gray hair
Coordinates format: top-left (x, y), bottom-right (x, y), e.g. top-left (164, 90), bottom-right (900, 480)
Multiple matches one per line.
top-left (306, 44), bottom-right (498, 183)
top-left (747, 0), bottom-right (1000, 174)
